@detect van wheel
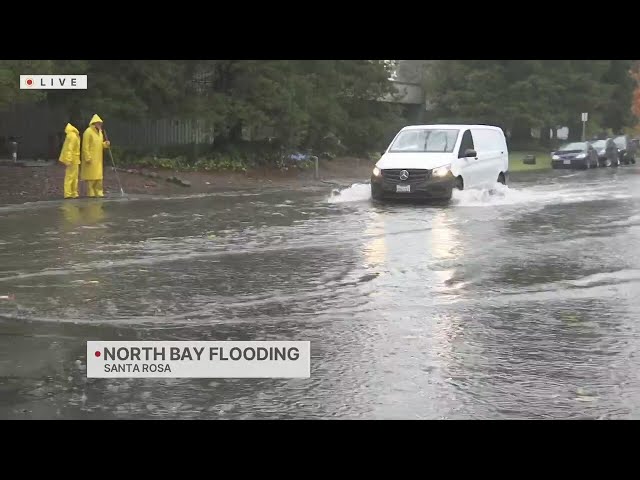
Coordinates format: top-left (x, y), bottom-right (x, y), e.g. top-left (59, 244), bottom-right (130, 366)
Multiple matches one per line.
top-left (455, 176), bottom-right (464, 191)
top-left (497, 173), bottom-right (506, 185)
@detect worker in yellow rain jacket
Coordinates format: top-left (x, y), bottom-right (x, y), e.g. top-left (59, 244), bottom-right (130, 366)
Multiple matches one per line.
top-left (80, 114), bottom-right (111, 198)
top-left (59, 123), bottom-right (81, 199)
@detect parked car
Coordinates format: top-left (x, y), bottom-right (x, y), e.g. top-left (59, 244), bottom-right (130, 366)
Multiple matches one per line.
top-left (551, 142), bottom-right (599, 169)
top-left (590, 138), bottom-right (620, 167)
top-left (370, 124), bottom-right (509, 202)
top-left (613, 135), bottom-right (637, 165)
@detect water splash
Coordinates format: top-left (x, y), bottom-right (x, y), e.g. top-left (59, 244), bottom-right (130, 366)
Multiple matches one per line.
top-left (452, 182), bottom-right (631, 208)
top-left (327, 183), bottom-right (372, 203)
top-left (451, 183), bottom-right (537, 207)
top-left (326, 180), bottom-right (631, 209)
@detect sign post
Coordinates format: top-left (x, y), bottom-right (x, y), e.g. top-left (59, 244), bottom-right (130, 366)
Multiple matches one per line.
top-left (581, 112), bottom-right (588, 141)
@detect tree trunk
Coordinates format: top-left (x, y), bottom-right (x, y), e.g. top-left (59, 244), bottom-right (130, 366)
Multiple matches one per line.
top-left (550, 127), bottom-right (558, 149)
top-left (510, 119), bottom-right (532, 146)
top-left (540, 125), bottom-right (551, 147)
top-left (229, 122), bottom-right (243, 142)
top-left (567, 122), bottom-right (581, 141)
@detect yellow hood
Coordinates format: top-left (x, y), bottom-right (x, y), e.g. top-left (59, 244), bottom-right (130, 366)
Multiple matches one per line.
top-left (89, 114), bottom-right (103, 125)
top-left (64, 123), bottom-right (79, 135)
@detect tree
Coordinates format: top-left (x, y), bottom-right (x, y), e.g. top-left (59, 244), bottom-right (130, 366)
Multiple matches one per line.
top-left (394, 60), bottom-right (435, 84)
top-left (184, 60), bottom-right (401, 154)
top-left (600, 60), bottom-right (634, 134)
top-left (418, 60), bottom-right (632, 143)
top-left (1, 60), bottom-right (406, 158)
top-left (630, 64), bottom-right (640, 125)
top-left (47, 60), bottom-right (192, 121)
top-left (0, 60), bottom-right (54, 110)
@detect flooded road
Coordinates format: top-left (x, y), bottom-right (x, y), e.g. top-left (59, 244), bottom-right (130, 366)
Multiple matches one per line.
top-left (1, 166), bottom-right (640, 419)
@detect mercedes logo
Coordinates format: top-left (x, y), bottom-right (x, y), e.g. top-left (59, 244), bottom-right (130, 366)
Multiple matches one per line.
top-left (399, 170), bottom-right (409, 181)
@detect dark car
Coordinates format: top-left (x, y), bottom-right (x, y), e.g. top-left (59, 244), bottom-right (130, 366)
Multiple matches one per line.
top-left (613, 135), bottom-right (637, 165)
top-left (551, 141), bottom-right (599, 169)
top-left (590, 138), bottom-right (620, 167)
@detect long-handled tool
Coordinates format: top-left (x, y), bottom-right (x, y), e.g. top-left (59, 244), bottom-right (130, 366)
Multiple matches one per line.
top-left (102, 128), bottom-right (125, 197)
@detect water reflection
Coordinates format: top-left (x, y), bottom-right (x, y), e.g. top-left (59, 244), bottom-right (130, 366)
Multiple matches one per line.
top-left (60, 203), bottom-right (83, 227)
top-left (361, 207), bottom-right (465, 292)
top-left (59, 201), bottom-right (106, 228)
top-left (355, 206), bottom-right (470, 418)
top-left (83, 202), bottom-right (106, 225)
top-left (430, 211), bottom-right (460, 261)
top-left (362, 211), bottom-right (387, 269)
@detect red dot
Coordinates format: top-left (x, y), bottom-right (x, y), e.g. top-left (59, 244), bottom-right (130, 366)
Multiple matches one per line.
top-left (26, 79), bottom-right (33, 86)
top-left (95, 351), bottom-right (101, 357)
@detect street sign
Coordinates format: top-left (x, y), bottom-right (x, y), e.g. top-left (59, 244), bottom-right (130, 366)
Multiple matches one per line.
top-left (582, 112), bottom-right (588, 122)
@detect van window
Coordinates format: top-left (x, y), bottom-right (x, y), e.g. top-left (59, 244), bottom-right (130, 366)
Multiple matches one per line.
top-left (458, 130), bottom-right (474, 158)
top-left (390, 128), bottom-right (460, 153)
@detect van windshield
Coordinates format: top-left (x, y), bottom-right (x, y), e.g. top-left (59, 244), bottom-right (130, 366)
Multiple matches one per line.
top-left (389, 129), bottom-right (460, 153)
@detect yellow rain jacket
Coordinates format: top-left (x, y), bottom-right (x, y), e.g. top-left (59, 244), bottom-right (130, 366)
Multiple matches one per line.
top-left (80, 114), bottom-right (110, 181)
top-left (59, 123), bottom-right (80, 166)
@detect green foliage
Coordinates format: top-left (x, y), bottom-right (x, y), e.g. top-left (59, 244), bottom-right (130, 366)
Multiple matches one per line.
top-left (193, 156), bottom-right (249, 173)
top-left (4, 60), bottom-right (636, 160)
top-left (421, 60), bottom-right (636, 141)
top-left (41, 60), bottom-right (403, 158)
top-left (600, 60), bottom-right (635, 133)
top-left (116, 148), bottom-right (251, 173)
top-left (0, 60), bottom-right (54, 110)
top-left (47, 60), bottom-right (189, 120)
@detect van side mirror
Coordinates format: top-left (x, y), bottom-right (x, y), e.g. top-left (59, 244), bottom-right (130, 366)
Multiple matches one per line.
top-left (464, 149), bottom-right (477, 158)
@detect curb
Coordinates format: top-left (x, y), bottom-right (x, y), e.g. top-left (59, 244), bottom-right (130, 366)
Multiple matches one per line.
top-left (117, 168), bottom-right (190, 187)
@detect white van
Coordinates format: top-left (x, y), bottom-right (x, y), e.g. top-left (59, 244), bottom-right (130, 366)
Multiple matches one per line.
top-left (371, 124), bottom-right (509, 201)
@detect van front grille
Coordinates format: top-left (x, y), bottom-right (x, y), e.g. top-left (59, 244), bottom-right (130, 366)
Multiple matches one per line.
top-left (382, 169), bottom-right (431, 184)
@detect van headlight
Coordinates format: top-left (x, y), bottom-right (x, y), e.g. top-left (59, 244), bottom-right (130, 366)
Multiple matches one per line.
top-left (576, 153), bottom-right (586, 159)
top-left (372, 167), bottom-right (382, 177)
top-left (552, 155), bottom-right (560, 160)
top-left (432, 164), bottom-right (451, 177)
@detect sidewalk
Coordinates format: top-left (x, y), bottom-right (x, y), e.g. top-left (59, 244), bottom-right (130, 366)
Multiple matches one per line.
top-left (0, 159), bottom-right (55, 167)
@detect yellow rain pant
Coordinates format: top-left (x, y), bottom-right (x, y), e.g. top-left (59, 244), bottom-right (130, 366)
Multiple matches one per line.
top-left (59, 122), bottom-right (81, 199)
top-left (64, 164), bottom-right (79, 199)
top-left (86, 180), bottom-right (104, 198)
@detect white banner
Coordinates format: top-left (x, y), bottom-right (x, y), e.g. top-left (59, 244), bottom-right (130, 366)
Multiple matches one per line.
top-left (87, 341), bottom-right (310, 378)
top-left (20, 75), bottom-right (88, 90)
